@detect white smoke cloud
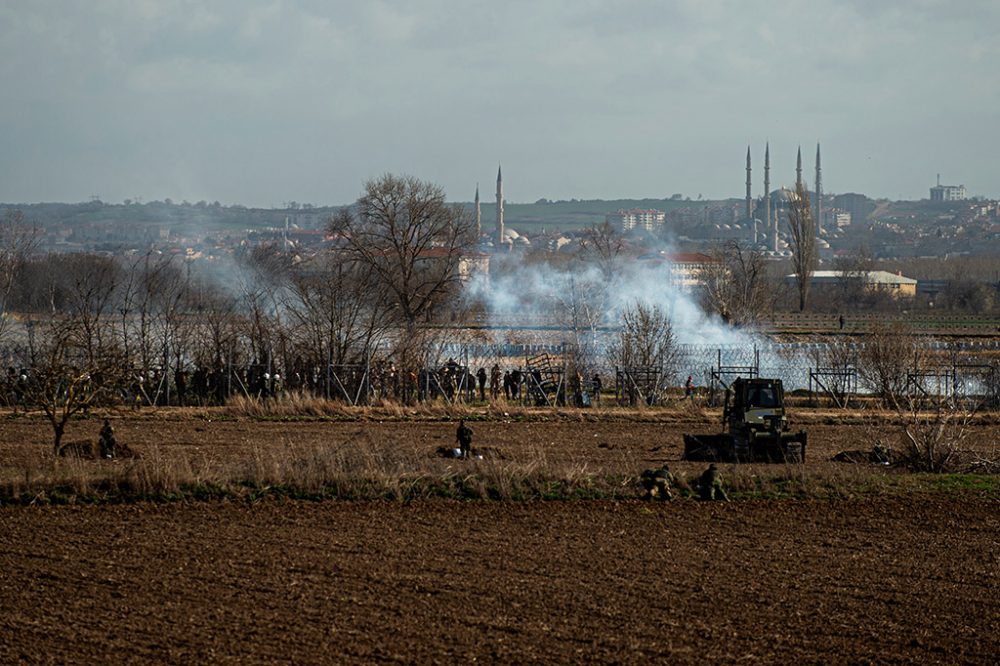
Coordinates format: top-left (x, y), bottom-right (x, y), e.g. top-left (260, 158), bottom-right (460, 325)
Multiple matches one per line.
top-left (464, 251), bottom-right (758, 356)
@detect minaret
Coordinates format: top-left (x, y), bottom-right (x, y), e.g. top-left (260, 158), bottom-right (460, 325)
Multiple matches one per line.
top-left (815, 143), bottom-right (823, 238)
top-left (745, 146), bottom-right (753, 220)
top-left (795, 146), bottom-right (803, 189)
top-left (474, 183), bottom-right (481, 239)
top-left (495, 164), bottom-right (504, 248)
top-left (764, 142), bottom-right (774, 251)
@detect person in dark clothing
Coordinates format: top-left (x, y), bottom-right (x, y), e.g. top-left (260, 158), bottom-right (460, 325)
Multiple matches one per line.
top-left (592, 374), bottom-right (602, 404)
top-left (510, 369), bottom-right (522, 400)
top-left (490, 364), bottom-right (501, 400)
top-left (98, 419), bottom-right (117, 459)
top-left (456, 420), bottom-right (474, 459)
top-left (476, 367), bottom-right (487, 401)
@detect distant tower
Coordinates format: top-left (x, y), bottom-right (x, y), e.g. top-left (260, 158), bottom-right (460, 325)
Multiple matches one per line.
top-left (474, 183), bottom-right (481, 239)
top-left (764, 142), bottom-right (775, 251)
top-left (495, 164), bottom-right (504, 248)
top-left (795, 146), bottom-right (803, 190)
top-left (745, 146), bottom-right (753, 220)
top-left (815, 143), bottom-right (823, 238)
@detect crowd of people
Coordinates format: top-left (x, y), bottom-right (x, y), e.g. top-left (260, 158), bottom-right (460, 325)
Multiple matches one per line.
top-left (0, 358), bottom-right (614, 408)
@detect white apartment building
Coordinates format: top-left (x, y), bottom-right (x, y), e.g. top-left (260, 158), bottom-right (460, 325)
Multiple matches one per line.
top-left (606, 208), bottom-right (666, 232)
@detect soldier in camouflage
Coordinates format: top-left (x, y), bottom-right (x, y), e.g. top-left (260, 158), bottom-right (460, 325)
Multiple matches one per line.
top-left (640, 465), bottom-right (676, 501)
top-left (698, 463), bottom-right (729, 501)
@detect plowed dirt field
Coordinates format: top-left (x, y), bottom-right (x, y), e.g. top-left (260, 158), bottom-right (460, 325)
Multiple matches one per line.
top-left (1, 412), bottom-right (996, 480)
top-left (1, 498), bottom-right (997, 663)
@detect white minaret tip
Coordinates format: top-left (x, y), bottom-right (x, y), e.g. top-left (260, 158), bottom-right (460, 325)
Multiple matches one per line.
top-left (495, 163), bottom-right (504, 247)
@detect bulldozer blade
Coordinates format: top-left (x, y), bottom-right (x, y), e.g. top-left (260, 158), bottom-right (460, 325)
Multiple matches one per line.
top-left (683, 434), bottom-right (734, 462)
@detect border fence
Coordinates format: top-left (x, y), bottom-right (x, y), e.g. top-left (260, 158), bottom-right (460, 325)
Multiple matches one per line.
top-left (1, 338), bottom-right (998, 409)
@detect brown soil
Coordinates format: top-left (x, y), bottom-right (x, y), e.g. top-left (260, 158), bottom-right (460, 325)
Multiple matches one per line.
top-left (0, 498), bottom-right (997, 663)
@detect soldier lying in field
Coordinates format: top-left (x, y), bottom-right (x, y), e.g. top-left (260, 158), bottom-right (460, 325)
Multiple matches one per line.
top-left (57, 420), bottom-right (138, 459)
top-left (640, 465), bottom-right (676, 500)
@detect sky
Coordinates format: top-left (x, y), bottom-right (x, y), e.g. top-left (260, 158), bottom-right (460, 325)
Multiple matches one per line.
top-left (1, 0), bottom-right (997, 207)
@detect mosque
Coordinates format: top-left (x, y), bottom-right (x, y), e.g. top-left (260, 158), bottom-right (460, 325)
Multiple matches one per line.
top-left (473, 164), bottom-right (528, 251)
top-left (744, 143), bottom-right (831, 257)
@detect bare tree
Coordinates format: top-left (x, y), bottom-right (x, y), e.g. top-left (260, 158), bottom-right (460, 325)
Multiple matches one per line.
top-left (0, 209), bottom-right (39, 342)
top-left (23, 320), bottom-right (125, 453)
top-left (328, 174), bottom-right (476, 333)
top-left (786, 182), bottom-right (817, 311)
top-left (60, 254), bottom-right (122, 366)
top-left (579, 221), bottom-right (626, 282)
top-left (699, 240), bottom-right (773, 326)
top-left (188, 282), bottom-right (239, 370)
top-left (285, 255), bottom-right (392, 369)
top-left (833, 245), bottom-right (875, 308)
top-left (608, 302), bottom-right (679, 372)
top-left (856, 321), bottom-right (926, 410)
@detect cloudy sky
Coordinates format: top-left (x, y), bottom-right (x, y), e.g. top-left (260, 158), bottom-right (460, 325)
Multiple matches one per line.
top-left (1, 0), bottom-right (997, 206)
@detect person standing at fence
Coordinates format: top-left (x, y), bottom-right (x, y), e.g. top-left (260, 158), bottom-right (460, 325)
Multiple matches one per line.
top-left (592, 374), bottom-right (602, 404)
top-left (510, 369), bottom-right (522, 400)
top-left (685, 375), bottom-right (695, 400)
top-left (490, 364), bottom-right (501, 400)
top-left (476, 367), bottom-right (487, 401)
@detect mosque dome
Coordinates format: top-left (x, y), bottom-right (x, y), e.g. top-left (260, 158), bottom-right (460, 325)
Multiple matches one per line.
top-left (769, 187), bottom-right (796, 203)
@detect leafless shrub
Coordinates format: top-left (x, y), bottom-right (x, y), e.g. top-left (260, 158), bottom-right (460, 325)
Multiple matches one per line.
top-left (892, 398), bottom-right (978, 473)
top-left (608, 301), bottom-right (679, 373)
top-left (856, 321), bottom-right (927, 410)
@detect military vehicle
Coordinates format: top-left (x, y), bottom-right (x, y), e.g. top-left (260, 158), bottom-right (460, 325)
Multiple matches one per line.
top-left (683, 377), bottom-right (807, 463)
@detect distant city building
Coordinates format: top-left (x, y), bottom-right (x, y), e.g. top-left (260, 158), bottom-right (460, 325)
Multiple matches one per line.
top-left (664, 252), bottom-right (717, 287)
top-left (637, 251), bottom-right (718, 287)
top-left (606, 208), bottom-right (665, 232)
top-left (832, 193), bottom-right (875, 224)
top-left (821, 208), bottom-right (852, 229)
top-left (930, 175), bottom-right (966, 201)
top-left (787, 270), bottom-right (917, 298)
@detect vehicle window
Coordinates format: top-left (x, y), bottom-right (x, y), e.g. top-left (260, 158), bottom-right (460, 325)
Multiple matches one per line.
top-left (756, 387), bottom-right (778, 407)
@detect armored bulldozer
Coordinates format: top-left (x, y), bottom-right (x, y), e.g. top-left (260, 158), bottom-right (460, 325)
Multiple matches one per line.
top-left (683, 378), bottom-right (807, 463)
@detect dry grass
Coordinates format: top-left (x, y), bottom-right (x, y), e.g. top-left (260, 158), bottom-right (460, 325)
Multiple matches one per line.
top-left (2, 432), bottom-right (995, 506)
top-left (222, 391), bottom-right (713, 424)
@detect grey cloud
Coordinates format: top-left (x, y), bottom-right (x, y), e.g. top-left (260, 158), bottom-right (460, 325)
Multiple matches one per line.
top-left (0, 0), bottom-right (997, 205)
